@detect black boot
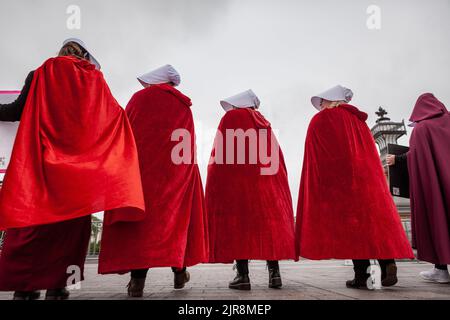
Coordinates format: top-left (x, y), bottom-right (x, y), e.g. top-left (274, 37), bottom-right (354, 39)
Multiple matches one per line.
top-left (13, 291), bottom-right (41, 300)
top-left (267, 261), bottom-right (282, 289)
top-left (172, 267), bottom-right (190, 290)
top-left (128, 269), bottom-right (148, 297)
top-left (379, 259), bottom-right (398, 287)
top-left (346, 260), bottom-right (370, 289)
top-left (127, 278), bottom-right (146, 298)
top-left (45, 288), bottom-right (70, 300)
top-left (229, 260), bottom-right (251, 290)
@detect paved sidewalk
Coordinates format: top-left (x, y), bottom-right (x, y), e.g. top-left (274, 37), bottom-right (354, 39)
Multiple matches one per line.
top-left (1, 260), bottom-right (449, 300)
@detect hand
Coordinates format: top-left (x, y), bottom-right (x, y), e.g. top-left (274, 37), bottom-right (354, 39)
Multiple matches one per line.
top-left (386, 154), bottom-right (396, 166)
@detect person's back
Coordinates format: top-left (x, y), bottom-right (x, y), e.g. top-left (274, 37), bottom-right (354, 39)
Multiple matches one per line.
top-left (407, 93), bottom-right (450, 277)
top-left (99, 65), bottom-right (208, 298)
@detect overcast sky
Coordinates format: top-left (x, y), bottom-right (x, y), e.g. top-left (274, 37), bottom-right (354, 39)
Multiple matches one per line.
top-left (1, 0), bottom-right (449, 204)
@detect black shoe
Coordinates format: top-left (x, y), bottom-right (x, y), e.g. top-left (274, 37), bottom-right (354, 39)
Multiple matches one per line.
top-left (268, 262), bottom-right (282, 289)
top-left (381, 263), bottom-right (398, 287)
top-left (173, 269), bottom-right (190, 290)
top-left (229, 260), bottom-right (251, 290)
top-left (13, 291), bottom-right (41, 300)
top-left (229, 274), bottom-right (251, 290)
top-left (127, 277), bottom-right (146, 298)
top-left (346, 274), bottom-right (370, 290)
top-left (45, 288), bottom-right (70, 300)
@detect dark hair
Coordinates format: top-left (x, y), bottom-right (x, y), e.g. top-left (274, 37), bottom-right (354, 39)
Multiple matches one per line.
top-left (58, 42), bottom-right (86, 60)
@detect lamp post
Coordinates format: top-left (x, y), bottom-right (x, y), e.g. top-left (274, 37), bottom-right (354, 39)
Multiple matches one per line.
top-left (371, 107), bottom-right (407, 167)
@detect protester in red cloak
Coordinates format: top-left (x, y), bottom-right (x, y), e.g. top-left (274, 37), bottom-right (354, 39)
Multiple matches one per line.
top-left (0, 39), bottom-right (145, 300)
top-left (206, 90), bottom-right (296, 291)
top-left (296, 85), bottom-right (414, 289)
top-left (388, 93), bottom-right (450, 284)
top-left (99, 65), bottom-right (209, 297)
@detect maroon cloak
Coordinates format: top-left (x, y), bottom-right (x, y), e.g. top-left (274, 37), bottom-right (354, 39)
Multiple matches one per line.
top-left (99, 84), bottom-right (209, 274)
top-left (0, 215), bottom-right (91, 291)
top-left (296, 104), bottom-right (414, 260)
top-left (408, 93), bottom-right (450, 264)
top-left (206, 108), bottom-right (296, 263)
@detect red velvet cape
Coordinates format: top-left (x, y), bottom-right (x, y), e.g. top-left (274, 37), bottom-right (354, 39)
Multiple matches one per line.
top-left (408, 94), bottom-right (450, 264)
top-left (99, 84), bottom-right (209, 273)
top-left (296, 104), bottom-right (414, 260)
top-left (206, 108), bottom-right (296, 263)
top-left (0, 56), bottom-right (145, 230)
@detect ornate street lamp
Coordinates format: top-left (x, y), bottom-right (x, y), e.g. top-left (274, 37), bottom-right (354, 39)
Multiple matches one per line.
top-left (371, 107), bottom-right (407, 166)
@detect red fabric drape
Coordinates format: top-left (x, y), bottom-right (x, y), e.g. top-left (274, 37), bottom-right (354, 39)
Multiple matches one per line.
top-left (206, 108), bottom-right (296, 263)
top-left (99, 84), bottom-right (209, 274)
top-left (0, 56), bottom-right (145, 230)
top-left (296, 104), bottom-right (414, 260)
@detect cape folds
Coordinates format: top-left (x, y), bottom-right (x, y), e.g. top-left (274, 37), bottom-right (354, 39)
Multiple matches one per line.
top-left (296, 104), bottom-right (414, 260)
top-left (408, 94), bottom-right (450, 264)
top-left (99, 84), bottom-right (209, 273)
top-left (206, 108), bottom-right (296, 263)
top-left (0, 56), bottom-right (145, 230)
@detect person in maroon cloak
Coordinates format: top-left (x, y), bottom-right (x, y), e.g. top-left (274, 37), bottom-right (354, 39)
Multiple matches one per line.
top-left (0, 39), bottom-right (145, 300)
top-left (387, 93), bottom-right (450, 284)
top-left (206, 89), bottom-right (296, 291)
top-left (99, 65), bottom-right (209, 297)
top-left (296, 85), bottom-right (414, 289)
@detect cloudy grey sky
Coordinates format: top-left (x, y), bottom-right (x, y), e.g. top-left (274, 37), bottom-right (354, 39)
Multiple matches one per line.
top-left (1, 0), bottom-right (449, 204)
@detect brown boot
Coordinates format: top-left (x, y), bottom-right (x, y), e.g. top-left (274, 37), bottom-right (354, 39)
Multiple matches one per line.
top-left (381, 262), bottom-right (398, 287)
top-left (13, 291), bottom-right (41, 300)
top-left (127, 278), bottom-right (146, 298)
top-left (173, 268), bottom-right (190, 289)
top-left (45, 288), bottom-right (70, 300)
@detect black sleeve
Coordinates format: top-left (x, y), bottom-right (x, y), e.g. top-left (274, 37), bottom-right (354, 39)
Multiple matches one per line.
top-left (0, 71), bottom-right (35, 122)
top-left (395, 152), bottom-right (408, 168)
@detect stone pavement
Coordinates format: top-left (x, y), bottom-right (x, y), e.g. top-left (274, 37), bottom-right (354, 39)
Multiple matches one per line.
top-left (0, 260), bottom-right (449, 300)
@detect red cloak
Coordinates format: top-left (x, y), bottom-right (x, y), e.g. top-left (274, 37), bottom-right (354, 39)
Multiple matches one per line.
top-left (206, 108), bottom-right (296, 263)
top-left (408, 93), bottom-right (450, 264)
top-left (99, 84), bottom-right (209, 274)
top-left (0, 56), bottom-right (145, 230)
top-left (296, 104), bottom-right (414, 260)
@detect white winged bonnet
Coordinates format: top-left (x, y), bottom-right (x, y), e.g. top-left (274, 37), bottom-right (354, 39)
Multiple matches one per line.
top-left (311, 85), bottom-right (353, 110)
top-left (63, 38), bottom-right (101, 70)
top-left (137, 64), bottom-right (181, 87)
top-left (220, 89), bottom-right (261, 112)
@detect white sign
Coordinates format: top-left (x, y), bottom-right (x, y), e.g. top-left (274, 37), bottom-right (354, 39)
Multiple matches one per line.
top-left (0, 91), bottom-right (20, 183)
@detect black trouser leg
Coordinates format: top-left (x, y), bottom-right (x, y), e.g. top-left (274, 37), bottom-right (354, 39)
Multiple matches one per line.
top-left (236, 260), bottom-right (249, 275)
top-left (267, 260), bottom-right (279, 270)
top-left (352, 260), bottom-right (371, 277)
top-left (435, 264), bottom-right (448, 271)
top-left (131, 268), bottom-right (149, 279)
top-left (171, 267), bottom-right (187, 273)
